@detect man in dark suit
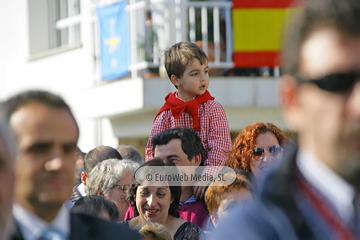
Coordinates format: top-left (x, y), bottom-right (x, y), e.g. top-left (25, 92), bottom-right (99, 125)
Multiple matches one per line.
top-left (3, 90), bottom-right (140, 240)
top-left (211, 0), bottom-right (360, 239)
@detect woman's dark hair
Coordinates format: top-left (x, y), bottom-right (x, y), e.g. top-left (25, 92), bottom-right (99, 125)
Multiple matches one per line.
top-left (127, 157), bottom-right (181, 218)
top-left (71, 195), bottom-right (119, 222)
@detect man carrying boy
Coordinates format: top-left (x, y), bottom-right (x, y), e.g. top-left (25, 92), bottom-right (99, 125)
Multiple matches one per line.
top-left (145, 41), bottom-right (232, 198)
top-left (152, 128), bottom-right (210, 229)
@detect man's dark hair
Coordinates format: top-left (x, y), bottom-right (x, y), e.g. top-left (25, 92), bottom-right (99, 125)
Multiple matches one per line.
top-left (84, 146), bottom-right (123, 174)
top-left (71, 195), bottom-right (119, 222)
top-left (1, 90), bottom-right (79, 134)
top-left (282, 0), bottom-right (360, 76)
top-left (151, 128), bottom-right (204, 165)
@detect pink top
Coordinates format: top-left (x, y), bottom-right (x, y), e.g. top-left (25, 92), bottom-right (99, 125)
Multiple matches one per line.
top-left (178, 200), bottom-right (209, 230)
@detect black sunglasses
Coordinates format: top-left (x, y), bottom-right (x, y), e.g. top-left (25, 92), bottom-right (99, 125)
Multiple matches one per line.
top-left (252, 145), bottom-right (284, 161)
top-left (295, 72), bottom-right (360, 93)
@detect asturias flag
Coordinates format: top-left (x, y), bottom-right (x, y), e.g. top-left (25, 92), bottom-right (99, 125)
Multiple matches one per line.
top-left (97, 1), bottom-right (130, 80)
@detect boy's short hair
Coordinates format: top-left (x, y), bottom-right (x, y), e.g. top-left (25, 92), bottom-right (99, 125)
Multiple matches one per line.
top-left (164, 41), bottom-right (208, 80)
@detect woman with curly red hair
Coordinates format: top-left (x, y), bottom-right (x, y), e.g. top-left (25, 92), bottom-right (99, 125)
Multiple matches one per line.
top-left (225, 122), bottom-right (289, 178)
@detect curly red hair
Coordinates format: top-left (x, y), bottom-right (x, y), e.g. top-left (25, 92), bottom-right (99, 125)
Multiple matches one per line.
top-left (225, 122), bottom-right (289, 172)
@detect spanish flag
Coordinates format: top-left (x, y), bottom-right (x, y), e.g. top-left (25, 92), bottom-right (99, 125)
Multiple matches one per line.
top-left (232, 0), bottom-right (295, 67)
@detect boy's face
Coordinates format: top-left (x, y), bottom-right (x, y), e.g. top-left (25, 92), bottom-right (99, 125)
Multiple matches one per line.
top-left (171, 58), bottom-right (209, 101)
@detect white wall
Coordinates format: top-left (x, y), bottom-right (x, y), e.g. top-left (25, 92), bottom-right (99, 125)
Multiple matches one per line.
top-left (0, 0), bottom-right (288, 153)
top-left (0, 0), bottom-right (120, 152)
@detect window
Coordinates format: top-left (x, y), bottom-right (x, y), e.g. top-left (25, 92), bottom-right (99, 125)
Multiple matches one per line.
top-left (28, 0), bottom-right (81, 57)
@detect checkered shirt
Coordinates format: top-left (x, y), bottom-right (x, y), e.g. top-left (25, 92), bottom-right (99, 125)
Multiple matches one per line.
top-left (146, 99), bottom-right (232, 176)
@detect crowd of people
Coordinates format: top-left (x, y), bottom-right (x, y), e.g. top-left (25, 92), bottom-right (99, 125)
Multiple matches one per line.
top-left (1, 0), bottom-right (360, 239)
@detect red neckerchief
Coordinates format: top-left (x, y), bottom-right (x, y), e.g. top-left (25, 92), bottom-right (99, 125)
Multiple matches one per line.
top-left (297, 174), bottom-right (357, 240)
top-left (155, 90), bottom-right (214, 131)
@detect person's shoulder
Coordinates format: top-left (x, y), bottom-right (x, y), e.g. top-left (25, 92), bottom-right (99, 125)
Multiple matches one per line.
top-left (69, 185), bottom-right (81, 203)
top-left (117, 219), bottom-right (130, 227)
top-left (201, 100), bottom-right (227, 119)
top-left (174, 221), bottom-right (204, 240)
top-left (180, 221), bottom-right (203, 230)
top-left (203, 99), bottom-right (223, 108)
top-left (209, 202), bottom-right (282, 240)
top-left (154, 107), bottom-right (172, 118)
top-left (176, 221), bottom-right (202, 233)
top-left (70, 213), bottom-right (141, 240)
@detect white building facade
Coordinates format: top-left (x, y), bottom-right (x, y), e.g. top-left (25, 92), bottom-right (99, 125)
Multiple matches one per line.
top-left (0, 0), bottom-right (286, 155)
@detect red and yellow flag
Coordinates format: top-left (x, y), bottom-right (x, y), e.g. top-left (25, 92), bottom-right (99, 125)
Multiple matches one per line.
top-left (232, 0), bottom-right (295, 67)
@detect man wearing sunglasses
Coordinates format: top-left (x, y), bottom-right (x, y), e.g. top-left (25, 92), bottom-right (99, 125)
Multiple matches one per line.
top-left (211, 0), bottom-right (360, 239)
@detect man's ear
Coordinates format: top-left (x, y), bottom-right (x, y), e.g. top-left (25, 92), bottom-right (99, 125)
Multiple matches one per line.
top-left (193, 153), bottom-right (202, 167)
top-left (170, 75), bottom-right (180, 87)
top-left (279, 75), bottom-right (302, 131)
top-left (81, 172), bottom-right (87, 185)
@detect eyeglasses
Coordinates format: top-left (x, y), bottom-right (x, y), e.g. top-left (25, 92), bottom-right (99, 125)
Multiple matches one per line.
top-left (112, 184), bottom-right (130, 192)
top-left (295, 72), bottom-right (360, 94)
top-left (252, 145), bottom-right (284, 162)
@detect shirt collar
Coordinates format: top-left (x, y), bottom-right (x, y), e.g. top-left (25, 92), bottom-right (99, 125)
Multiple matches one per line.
top-left (77, 183), bottom-right (86, 196)
top-left (175, 92), bottom-right (196, 102)
top-left (179, 195), bottom-right (197, 206)
top-left (13, 203), bottom-right (70, 240)
top-left (296, 150), bottom-right (356, 223)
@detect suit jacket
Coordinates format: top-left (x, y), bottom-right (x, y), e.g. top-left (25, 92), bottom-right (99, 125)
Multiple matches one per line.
top-left (69, 185), bottom-right (83, 203)
top-left (210, 145), bottom-right (356, 240)
top-left (11, 213), bottom-right (141, 240)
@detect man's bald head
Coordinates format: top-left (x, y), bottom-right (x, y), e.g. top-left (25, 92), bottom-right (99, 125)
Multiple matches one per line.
top-left (84, 146), bottom-right (123, 175)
